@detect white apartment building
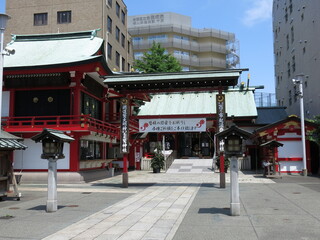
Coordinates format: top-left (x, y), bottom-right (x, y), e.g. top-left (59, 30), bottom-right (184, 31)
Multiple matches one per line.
top-left (128, 12), bottom-right (239, 71)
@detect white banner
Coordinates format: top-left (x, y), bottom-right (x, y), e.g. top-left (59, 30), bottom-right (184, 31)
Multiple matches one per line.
top-left (139, 118), bottom-right (206, 133)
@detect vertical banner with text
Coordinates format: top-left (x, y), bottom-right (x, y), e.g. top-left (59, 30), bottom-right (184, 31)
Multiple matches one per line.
top-left (120, 98), bottom-right (129, 153)
top-left (216, 94), bottom-right (226, 133)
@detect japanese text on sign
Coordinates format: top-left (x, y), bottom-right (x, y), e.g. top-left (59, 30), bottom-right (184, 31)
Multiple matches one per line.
top-left (120, 99), bottom-right (129, 153)
top-left (139, 118), bottom-right (206, 133)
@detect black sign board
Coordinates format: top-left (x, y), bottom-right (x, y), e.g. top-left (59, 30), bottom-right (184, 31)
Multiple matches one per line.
top-left (120, 98), bottom-right (129, 153)
top-left (216, 94), bottom-right (226, 133)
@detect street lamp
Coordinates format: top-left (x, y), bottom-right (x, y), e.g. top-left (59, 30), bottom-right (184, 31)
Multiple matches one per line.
top-left (32, 129), bottom-right (74, 212)
top-left (292, 74), bottom-right (307, 176)
top-left (0, 14), bottom-right (11, 130)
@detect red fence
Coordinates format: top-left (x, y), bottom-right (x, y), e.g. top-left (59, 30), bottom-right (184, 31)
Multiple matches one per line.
top-left (2, 115), bottom-right (120, 137)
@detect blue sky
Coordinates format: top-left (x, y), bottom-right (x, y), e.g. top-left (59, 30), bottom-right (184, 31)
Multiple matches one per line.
top-left (0, 0), bottom-right (274, 93)
top-left (126, 0), bottom-right (274, 93)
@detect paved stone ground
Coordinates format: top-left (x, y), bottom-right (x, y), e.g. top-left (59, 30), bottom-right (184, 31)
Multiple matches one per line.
top-left (166, 159), bottom-right (213, 173)
top-left (2, 158), bottom-right (320, 240)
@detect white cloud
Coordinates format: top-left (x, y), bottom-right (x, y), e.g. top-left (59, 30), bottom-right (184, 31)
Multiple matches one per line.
top-left (243, 0), bottom-right (272, 27)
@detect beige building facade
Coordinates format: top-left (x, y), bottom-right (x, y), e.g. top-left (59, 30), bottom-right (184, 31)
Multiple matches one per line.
top-left (273, 0), bottom-right (320, 117)
top-left (5, 0), bottom-right (133, 72)
top-left (128, 12), bottom-right (239, 71)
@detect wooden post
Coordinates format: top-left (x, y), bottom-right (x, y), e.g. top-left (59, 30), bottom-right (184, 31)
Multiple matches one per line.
top-left (220, 152), bottom-right (226, 188)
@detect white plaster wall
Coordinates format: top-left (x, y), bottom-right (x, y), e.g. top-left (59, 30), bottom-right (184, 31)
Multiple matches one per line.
top-left (2, 91), bottom-right (10, 117)
top-left (280, 161), bottom-right (302, 172)
top-left (278, 141), bottom-right (303, 158)
top-left (13, 139), bottom-right (70, 170)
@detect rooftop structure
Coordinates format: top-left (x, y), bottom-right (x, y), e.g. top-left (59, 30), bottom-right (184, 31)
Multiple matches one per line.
top-left (5, 0), bottom-right (133, 72)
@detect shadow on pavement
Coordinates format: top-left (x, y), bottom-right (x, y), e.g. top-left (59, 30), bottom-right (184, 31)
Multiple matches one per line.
top-left (198, 207), bottom-right (230, 215)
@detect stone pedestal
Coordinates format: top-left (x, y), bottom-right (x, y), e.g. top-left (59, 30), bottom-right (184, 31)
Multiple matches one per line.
top-left (230, 156), bottom-right (240, 216)
top-left (47, 158), bottom-right (58, 212)
top-left (122, 172), bottom-right (128, 188)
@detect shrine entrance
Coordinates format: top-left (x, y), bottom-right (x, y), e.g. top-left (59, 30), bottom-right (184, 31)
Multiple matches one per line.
top-left (178, 132), bottom-right (213, 158)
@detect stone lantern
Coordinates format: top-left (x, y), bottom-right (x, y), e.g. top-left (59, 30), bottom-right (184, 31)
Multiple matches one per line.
top-left (32, 129), bottom-right (74, 212)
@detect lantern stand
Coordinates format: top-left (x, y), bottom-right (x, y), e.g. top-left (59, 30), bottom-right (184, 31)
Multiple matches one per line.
top-left (216, 125), bottom-right (252, 216)
top-left (31, 129), bottom-right (74, 212)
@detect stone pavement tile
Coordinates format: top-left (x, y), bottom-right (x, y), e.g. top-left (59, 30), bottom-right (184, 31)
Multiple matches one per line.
top-left (154, 219), bottom-right (176, 228)
top-left (95, 233), bottom-right (121, 240)
top-left (117, 230), bottom-right (147, 240)
top-left (143, 226), bottom-right (171, 240)
top-left (102, 225), bottom-right (131, 235)
top-left (43, 233), bottom-right (75, 240)
top-left (92, 220), bottom-right (116, 229)
top-left (130, 221), bottom-right (154, 231)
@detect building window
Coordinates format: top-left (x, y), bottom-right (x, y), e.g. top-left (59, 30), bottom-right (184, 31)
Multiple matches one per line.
top-left (128, 63), bottom-right (131, 72)
top-left (127, 41), bottom-right (130, 53)
top-left (116, 27), bottom-right (120, 42)
top-left (287, 62), bottom-right (291, 78)
top-left (294, 85), bottom-right (297, 102)
top-left (148, 35), bottom-right (167, 41)
top-left (108, 0), bottom-right (112, 7)
top-left (122, 57), bottom-right (125, 71)
top-left (121, 10), bottom-right (126, 25)
top-left (174, 35), bottom-right (189, 41)
top-left (107, 16), bottom-right (112, 33)
top-left (107, 43), bottom-right (112, 60)
top-left (121, 33), bottom-right (125, 48)
top-left (291, 26), bottom-right (294, 43)
top-left (285, 7), bottom-right (288, 22)
top-left (286, 34), bottom-right (289, 50)
top-left (289, 0), bottom-right (293, 14)
top-left (292, 56), bottom-right (296, 73)
top-left (80, 140), bottom-right (102, 160)
top-left (57, 11), bottom-right (71, 24)
top-left (116, 2), bottom-right (120, 17)
top-left (34, 13), bottom-right (48, 26)
top-left (116, 51), bottom-right (120, 67)
top-left (289, 90), bottom-right (292, 106)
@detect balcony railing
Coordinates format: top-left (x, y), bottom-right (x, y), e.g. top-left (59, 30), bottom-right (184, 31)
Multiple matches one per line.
top-left (2, 115), bottom-right (120, 137)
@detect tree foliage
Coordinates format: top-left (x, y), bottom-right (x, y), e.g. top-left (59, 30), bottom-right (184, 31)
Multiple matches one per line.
top-left (308, 115), bottom-right (320, 145)
top-left (133, 42), bottom-right (182, 73)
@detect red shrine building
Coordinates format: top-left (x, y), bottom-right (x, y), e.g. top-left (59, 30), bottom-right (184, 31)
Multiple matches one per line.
top-left (2, 30), bottom-right (147, 182)
top-left (254, 116), bottom-right (318, 174)
top-left (3, 30), bottom-right (319, 183)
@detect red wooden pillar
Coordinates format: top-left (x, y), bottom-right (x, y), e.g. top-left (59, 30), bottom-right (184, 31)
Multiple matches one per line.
top-left (9, 89), bottom-right (15, 117)
top-left (120, 98), bottom-right (129, 188)
top-left (135, 144), bottom-right (141, 170)
top-left (219, 152), bottom-right (226, 188)
top-left (69, 132), bottom-right (80, 172)
top-left (123, 154), bottom-right (128, 187)
top-left (71, 71), bottom-right (83, 116)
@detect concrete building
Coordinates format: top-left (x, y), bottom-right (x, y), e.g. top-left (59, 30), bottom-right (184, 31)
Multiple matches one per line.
top-left (273, 0), bottom-right (320, 117)
top-left (5, 0), bottom-right (133, 72)
top-left (128, 12), bottom-right (239, 71)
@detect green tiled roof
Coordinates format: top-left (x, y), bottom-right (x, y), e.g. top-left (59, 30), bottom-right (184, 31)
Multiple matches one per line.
top-left (4, 30), bottom-right (104, 69)
top-left (137, 89), bottom-right (257, 117)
